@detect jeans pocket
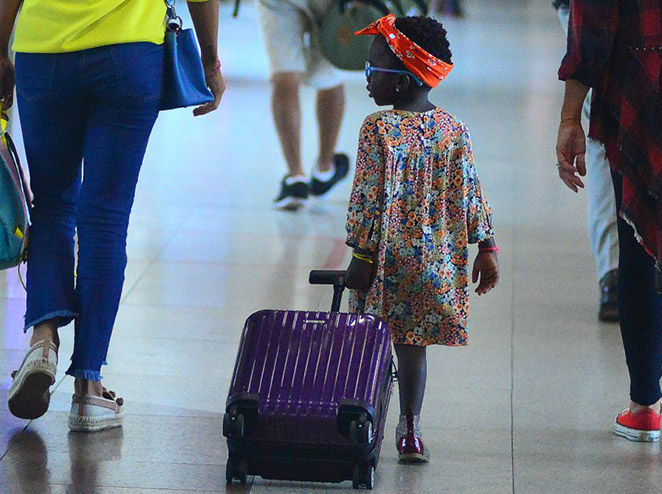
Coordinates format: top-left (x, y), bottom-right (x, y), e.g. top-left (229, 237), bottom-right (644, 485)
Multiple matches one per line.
top-left (15, 54), bottom-right (57, 102)
top-left (110, 43), bottom-right (164, 103)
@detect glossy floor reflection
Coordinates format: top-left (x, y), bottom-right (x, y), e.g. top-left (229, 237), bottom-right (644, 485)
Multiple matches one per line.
top-left (1, 1), bottom-right (657, 493)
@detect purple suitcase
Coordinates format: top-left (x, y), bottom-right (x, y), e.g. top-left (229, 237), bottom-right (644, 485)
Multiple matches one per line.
top-left (224, 271), bottom-right (394, 489)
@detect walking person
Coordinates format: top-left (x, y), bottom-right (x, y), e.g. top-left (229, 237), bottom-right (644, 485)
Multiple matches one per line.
top-left (557, 0), bottom-right (662, 441)
top-left (344, 15), bottom-right (499, 461)
top-left (554, 0), bottom-right (619, 322)
top-left (257, 0), bottom-right (350, 211)
top-left (0, 0), bottom-right (225, 431)
top-left (429, 0), bottom-right (464, 18)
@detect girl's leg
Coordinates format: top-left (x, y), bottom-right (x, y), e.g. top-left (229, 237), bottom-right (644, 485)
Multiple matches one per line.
top-left (394, 343), bottom-right (429, 462)
top-left (65, 43), bottom-right (163, 392)
top-left (611, 172), bottom-right (662, 409)
top-left (394, 343), bottom-right (427, 415)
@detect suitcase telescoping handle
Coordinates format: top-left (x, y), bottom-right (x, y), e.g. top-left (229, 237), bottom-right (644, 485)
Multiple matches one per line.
top-left (309, 270), bottom-right (346, 312)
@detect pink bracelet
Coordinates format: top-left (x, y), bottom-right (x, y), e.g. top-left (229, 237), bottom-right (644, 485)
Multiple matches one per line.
top-left (479, 246), bottom-right (500, 254)
top-left (205, 60), bottom-right (221, 78)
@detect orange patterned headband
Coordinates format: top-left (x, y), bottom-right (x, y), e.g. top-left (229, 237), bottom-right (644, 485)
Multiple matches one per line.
top-left (355, 14), bottom-right (453, 88)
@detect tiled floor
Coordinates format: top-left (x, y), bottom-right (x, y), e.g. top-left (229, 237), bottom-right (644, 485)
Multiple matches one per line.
top-left (2, 1), bottom-right (660, 493)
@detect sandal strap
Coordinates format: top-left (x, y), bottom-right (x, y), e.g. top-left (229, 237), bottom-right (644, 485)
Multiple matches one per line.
top-left (73, 390), bottom-right (124, 415)
top-left (10, 340), bottom-right (58, 381)
top-left (102, 388), bottom-right (124, 406)
top-left (73, 394), bottom-right (122, 415)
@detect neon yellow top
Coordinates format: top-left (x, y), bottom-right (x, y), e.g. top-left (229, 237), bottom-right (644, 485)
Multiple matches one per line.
top-left (13, 0), bottom-right (209, 54)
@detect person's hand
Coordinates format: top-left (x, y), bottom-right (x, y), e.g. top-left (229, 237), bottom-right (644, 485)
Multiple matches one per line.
top-left (0, 55), bottom-right (15, 110)
top-left (555, 118), bottom-right (586, 192)
top-left (345, 255), bottom-right (375, 292)
top-left (193, 66), bottom-right (225, 117)
top-left (472, 251), bottom-right (499, 295)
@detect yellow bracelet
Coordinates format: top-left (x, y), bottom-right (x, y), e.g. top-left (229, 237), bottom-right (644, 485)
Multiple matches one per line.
top-left (352, 252), bottom-right (374, 264)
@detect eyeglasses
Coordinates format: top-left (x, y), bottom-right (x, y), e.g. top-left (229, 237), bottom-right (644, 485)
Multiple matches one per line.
top-left (364, 61), bottom-right (423, 86)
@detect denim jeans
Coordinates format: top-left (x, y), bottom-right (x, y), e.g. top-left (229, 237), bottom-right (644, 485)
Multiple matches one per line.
top-left (611, 172), bottom-right (662, 405)
top-left (16, 43), bottom-right (163, 381)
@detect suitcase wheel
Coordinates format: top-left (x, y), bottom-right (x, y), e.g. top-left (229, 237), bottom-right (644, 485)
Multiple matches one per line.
top-left (349, 416), bottom-right (374, 444)
top-left (226, 457), bottom-right (248, 484)
top-left (352, 464), bottom-right (375, 490)
top-left (223, 409), bottom-right (245, 438)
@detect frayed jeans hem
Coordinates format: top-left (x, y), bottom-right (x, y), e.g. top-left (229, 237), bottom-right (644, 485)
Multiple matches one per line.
top-left (66, 367), bottom-right (103, 382)
top-left (23, 310), bottom-right (79, 333)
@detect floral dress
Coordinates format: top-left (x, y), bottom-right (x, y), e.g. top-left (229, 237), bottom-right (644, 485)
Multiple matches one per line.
top-left (346, 108), bottom-right (494, 346)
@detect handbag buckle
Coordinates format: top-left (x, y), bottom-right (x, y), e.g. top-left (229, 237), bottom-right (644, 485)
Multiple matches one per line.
top-left (166, 15), bottom-right (183, 32)
top-left (165, 0), bottom-right (182, 32)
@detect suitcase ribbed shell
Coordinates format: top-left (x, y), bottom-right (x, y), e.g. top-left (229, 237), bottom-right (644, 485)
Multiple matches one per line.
top-left (228, 309), bottom-right (392, 445)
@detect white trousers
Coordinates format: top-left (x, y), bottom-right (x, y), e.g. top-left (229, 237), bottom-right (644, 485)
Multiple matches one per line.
top-left (558, 6), bottom-right (619, 281)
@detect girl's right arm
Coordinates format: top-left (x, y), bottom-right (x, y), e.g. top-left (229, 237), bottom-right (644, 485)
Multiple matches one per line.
top-left (452, 125), bottom-right (499, 294)
top-left (473, 238), bottom-right (499, 295)
top-left (0, 0), bottom-right (21, 108)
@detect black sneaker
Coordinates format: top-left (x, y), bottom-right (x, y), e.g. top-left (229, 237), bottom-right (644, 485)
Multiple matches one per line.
top-left (310, 153), bottom-right (350, 197)
top-left (274, 176), bottom-right (309, 211)
top-left (598, 269), bottom-right (619, 322)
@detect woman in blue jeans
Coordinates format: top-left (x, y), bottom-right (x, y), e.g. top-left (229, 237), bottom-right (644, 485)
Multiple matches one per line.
top-left (0, 0), bottom-right (225, 432)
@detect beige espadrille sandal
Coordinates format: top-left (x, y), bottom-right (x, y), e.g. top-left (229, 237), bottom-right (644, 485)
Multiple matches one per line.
top-left (8, 340), bottom-right (58, 420)
top-left (68, 388), bottom-right (124, 432)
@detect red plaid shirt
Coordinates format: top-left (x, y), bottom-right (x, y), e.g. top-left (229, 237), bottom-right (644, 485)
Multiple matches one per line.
top-left (559, 0), bottom-right (662, 268)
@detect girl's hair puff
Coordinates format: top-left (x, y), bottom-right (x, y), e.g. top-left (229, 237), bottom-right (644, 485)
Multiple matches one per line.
top-left (394, 16), bottom-right (453, 65)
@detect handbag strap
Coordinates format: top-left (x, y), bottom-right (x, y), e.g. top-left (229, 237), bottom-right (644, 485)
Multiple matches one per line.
top-left (164, 0), bottom-right (182, 32)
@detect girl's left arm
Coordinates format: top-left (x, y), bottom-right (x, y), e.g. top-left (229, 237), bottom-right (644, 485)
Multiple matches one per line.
top-left (187, 0), bottom-right (225, 116)
top-left (345, 117), bottom-right (385, 292)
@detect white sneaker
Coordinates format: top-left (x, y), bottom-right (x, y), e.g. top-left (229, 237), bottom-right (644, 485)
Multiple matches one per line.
top-left (68, 388), bottom-right (124, 432)
top-left (8, 340), bottom-right (58, 419)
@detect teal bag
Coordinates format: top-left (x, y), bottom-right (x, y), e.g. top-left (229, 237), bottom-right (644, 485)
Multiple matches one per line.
top-left (0, 109), bottom-right (31, 271)
top-left (319, 0), bottom-right (428, 71)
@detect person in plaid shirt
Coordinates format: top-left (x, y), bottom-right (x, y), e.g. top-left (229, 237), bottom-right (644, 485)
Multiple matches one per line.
top-left (554, 0), bottom-right (620, 322)
top-left (556, 0), bottom-right (662, 442)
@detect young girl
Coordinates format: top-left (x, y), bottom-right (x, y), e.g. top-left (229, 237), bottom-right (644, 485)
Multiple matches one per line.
top-left (344, 15), bottom-right (499, 463)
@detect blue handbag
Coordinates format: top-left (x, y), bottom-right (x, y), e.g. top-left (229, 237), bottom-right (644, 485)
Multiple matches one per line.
top-left (161, 0), bottom-right (214, 111)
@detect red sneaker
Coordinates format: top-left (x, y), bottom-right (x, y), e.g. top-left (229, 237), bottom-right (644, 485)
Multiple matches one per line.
top-left (397, 410), bottom-right (430, 463)
top-left (613, 408), bottom-right (661, 442)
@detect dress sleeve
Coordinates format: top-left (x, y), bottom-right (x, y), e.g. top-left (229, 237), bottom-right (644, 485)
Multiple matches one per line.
top-left (451, 126), bottom-right (494, 244)
top-left (346, 116), bottom-right (385, 252)
top-left (558, 0), bottom-right (619, 88)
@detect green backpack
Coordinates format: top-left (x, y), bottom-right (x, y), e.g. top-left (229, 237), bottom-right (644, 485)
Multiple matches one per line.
top-left (0, 110), bottom-right (31, 271)
top-left (394, 0), bottom-right (429, 16)
top-left (319, 0), bottom-right (428, 71)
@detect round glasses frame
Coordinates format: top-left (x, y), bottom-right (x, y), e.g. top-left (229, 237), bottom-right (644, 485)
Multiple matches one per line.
top-left (364, 61), bottom-right (424, 87)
